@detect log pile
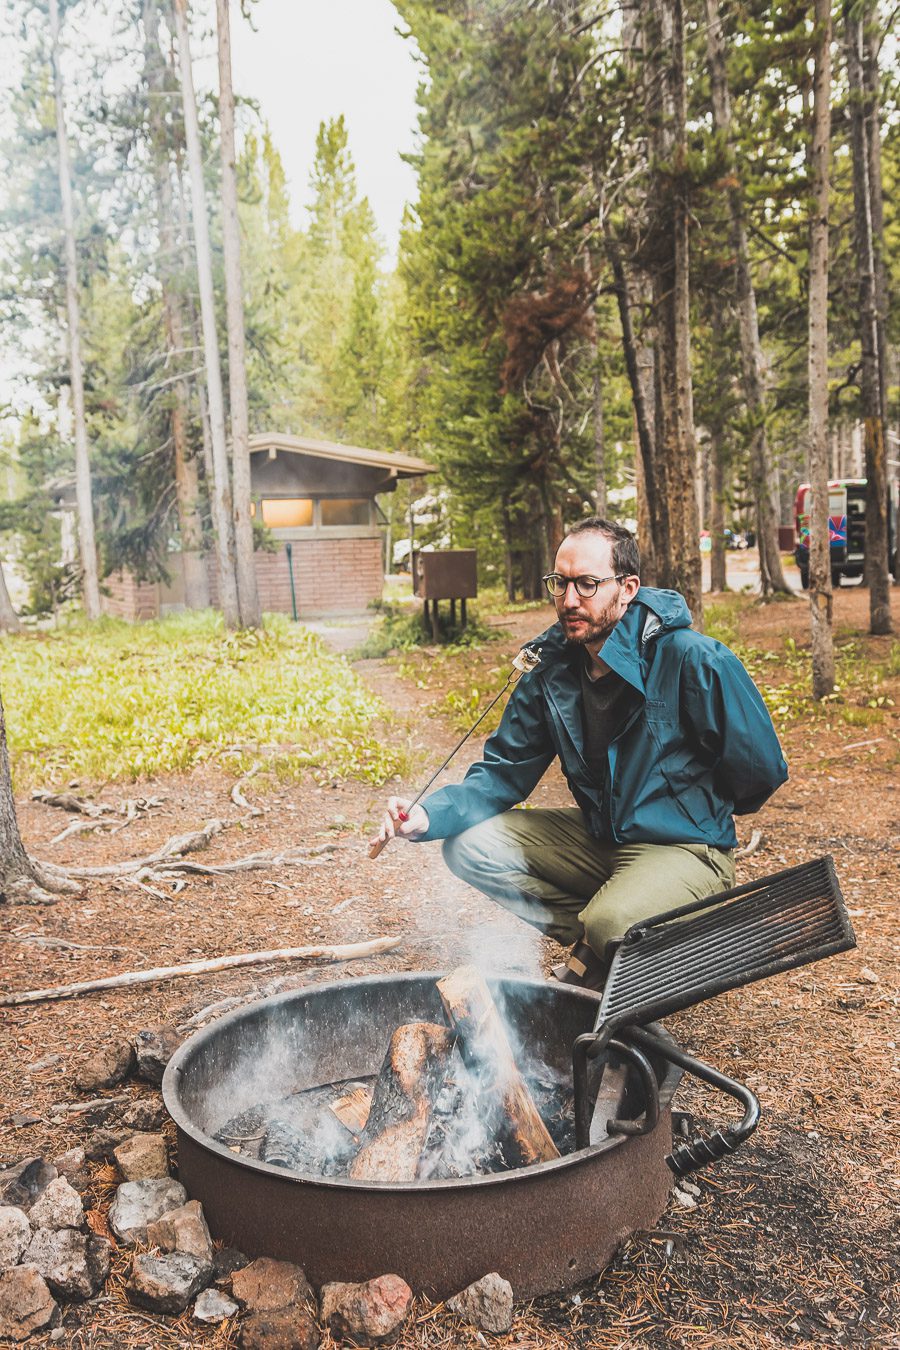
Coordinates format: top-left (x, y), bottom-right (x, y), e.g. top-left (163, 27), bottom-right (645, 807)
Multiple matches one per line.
top-left (215, 965), bottom-right (566, 1182)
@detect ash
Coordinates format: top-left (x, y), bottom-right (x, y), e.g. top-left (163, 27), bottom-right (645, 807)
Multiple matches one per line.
top-left (214, 1049), bottom-right (574, 1180)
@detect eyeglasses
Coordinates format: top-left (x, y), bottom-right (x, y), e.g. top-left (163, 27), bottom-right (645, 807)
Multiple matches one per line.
top-left (542, 573), bottom-right (626, 599)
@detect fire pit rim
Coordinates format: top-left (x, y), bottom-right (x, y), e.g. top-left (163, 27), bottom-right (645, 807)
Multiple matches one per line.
top-left (162, 970), bottom-right (682, 1194)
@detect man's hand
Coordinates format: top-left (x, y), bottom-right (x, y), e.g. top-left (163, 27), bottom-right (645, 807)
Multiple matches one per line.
top-left (368, 797), bottom-right (430, 858)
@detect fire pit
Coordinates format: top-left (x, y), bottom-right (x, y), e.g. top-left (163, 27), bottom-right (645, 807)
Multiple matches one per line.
top-left (163, 972), bottom-right (683, 1298)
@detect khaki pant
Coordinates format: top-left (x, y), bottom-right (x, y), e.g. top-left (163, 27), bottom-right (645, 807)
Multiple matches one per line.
top-left (441, 807), bottom-right (736, 956)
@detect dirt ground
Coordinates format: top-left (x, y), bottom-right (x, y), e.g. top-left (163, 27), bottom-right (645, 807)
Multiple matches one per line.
top-left (1, 585), bottom-right (898, 1349)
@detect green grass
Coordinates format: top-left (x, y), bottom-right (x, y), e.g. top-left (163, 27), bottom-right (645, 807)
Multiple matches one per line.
top-left (352, 601), bottom-right (501, 658)
top-left (0, 611), bottom-right (405, 789)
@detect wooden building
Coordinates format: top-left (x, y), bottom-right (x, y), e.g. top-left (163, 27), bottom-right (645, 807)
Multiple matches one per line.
top-left (102, 433), bottom-right (433, 621)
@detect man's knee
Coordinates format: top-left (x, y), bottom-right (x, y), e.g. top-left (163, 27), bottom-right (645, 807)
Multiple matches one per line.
top-left (441, 832), bottom-right (466, 879)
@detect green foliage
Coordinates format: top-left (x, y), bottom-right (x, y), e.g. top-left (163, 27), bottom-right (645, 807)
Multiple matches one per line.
top-left (0, 612), bottom-right (405, 788)
top-left (353, 601), bottom-right (500, 658)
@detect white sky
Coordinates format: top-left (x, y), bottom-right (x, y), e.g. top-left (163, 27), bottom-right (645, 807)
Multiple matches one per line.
top-left (226, 0), bottom-right (422, 261)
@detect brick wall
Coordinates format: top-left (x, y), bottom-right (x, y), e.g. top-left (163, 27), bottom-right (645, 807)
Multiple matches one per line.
top-left (104, 537), bottom-right (383, 623)
top-left (207, 538), bottom-right (383, 618)
top-left (102, 570), bottom-right (160, 622)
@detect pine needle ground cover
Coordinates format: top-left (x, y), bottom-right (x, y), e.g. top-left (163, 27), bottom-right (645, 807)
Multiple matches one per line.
top-left (0, 612), bottom-right (404, 788)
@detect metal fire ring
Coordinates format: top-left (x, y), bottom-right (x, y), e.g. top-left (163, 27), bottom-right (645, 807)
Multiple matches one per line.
top-left (163, 972), bottom-right (683, 1299)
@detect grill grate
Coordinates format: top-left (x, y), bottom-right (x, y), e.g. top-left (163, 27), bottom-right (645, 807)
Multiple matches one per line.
top-left (593, 855), bottom-right (855, 1037)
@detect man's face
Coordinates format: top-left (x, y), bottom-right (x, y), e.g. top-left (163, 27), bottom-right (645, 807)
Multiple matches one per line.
top-left (552, 533), bottom-right (636, 647)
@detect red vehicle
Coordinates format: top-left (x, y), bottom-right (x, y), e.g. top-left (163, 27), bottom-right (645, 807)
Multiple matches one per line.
top-left (794, 479), bottom-right (898, 589)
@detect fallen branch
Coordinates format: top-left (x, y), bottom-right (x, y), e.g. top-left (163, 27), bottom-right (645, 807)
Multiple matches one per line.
top-left (37, 819), bottom-right (226, 878)
top-left (0, 936), bottom-right (403, 1007)
top-left (231, 763), bottom-right (264, 816)
top-left (735, 829), bottom-right (763, 859)
top-left (32, 791), bottom-right (113, 818)
top-left (49, 818), bottom-right (105, 845)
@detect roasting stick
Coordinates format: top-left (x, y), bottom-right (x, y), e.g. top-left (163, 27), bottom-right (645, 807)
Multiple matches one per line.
top-left (368, 645), bottom-right (542, 859)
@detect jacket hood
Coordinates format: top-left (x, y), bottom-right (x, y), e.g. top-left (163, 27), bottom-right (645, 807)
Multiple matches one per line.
top-left (525, 586), bottom-right (693, 692)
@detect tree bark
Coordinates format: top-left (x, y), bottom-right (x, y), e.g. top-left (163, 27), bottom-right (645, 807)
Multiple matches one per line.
top-left (845, 2), bottom-right (892, 632)
top-left (0, 560), bottom-right (20, 633)
top-left (216, 0), bottom-right (262, 628)
top-left (48, 0), bottom-right (101, 621)
top-left (581, 252), bottom-right (607, 516)
top-left (143, 0), bottom-right (210, 611)
top-left (808, 0), bottom-right (836, 699)
top-left (703, 0), bottom-right (790, 597)
top-left (643, 0), bottom-right (701, 622)
top-left (606, 234), bottom-right (661, 582)
top-left (0, 682), bottom-right (78, 903)
top-left (171, 0), bottom-right (241, 629)
top-left (708, 316), bottom-right (729, 593)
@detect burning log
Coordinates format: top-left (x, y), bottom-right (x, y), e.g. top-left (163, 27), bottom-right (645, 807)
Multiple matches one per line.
top-left (329, 1085), bottom-right (373, 1136)
top-left (348, 1023), bottom-right (454, 1182)
top-left (437, 965), bottom-right (560, 1167)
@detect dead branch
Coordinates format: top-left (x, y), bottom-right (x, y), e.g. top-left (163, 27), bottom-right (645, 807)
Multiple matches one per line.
top-left (735, 829), bottom-right (763, 859)
top-left (0, 936), bottom-right (403, 1007)
top-left (49, 818), bottom-right (105, 845)
top-left (37, 819), bottom-right (226, 878)
top-left (231, 762), bottom-right (264, 816)
top-left (32, 791), bottom-right (113, 818)
top-left (1, 932), bottom-right (131, 954)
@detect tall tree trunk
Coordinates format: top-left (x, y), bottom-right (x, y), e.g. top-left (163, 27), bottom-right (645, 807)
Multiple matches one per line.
top-left (703, 0), bottom-right (790, 597)
top-left (708, 311), bottom-right (729, 593)
top-left (0, 561), bottom-right (20, 633)
top-left (643, 0), bottom-right (701, 622)
top-left (143, 0), bottom-right (210, 611)
top-left (48, 0), bottom-right (101, 621)
top-left (171, 0), bottom-right (241, 629)
top-left (169, 114), bottom-right (217, 495)
top-left (606, 234), bottom-right (661, 582)
top-left (808, 0), bottom-right (836, 699)
top-left (861, 28), bottom-right (895, 589)
top-left (0, 682), bottom-right (77, 903)
top-left (216, 0), bottom-right (261, 628)
top-left (845, 3), bottom-right (891, 631)
top-left (581, 252), bottom-right (607, 516)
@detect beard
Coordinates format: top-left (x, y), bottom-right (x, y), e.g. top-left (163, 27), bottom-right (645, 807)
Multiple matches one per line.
top-left (557, 602), bottom-right (621, 647)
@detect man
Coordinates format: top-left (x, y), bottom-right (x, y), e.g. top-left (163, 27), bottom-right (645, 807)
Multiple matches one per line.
top-left (374, 518), bottom-right (788, 988)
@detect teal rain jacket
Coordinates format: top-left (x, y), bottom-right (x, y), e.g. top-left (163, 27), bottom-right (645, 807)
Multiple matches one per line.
top-left (419, 586), bottom-right (788, 849)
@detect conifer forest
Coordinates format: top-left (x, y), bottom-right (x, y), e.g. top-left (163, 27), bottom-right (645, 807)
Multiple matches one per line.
top-left (0, 0), bottom-right (898, 645)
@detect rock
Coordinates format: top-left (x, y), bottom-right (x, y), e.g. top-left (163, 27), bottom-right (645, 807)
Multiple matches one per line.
top-left (113, 1133), bottom-right (169, 1182)
top-left (146, 1201), bottom-right (213, 1264)
top-left (446, 1272), bottom-right (514, 1334)
top-left (0, 1265), bottom-right (60, 1341)
top-left (320, 1275), bottom-right (413, 1346)
top-left (108, 1177), bottom-right (187, 1246)
top-left (213, 1246), bottom-right (250, 1285)
top-left (673, 1189), bottom-right (698, 1210)
top-left (231, 1257), bottom-right (312, 1313)
top-left (126, 1251), bottom-right (211, 1315)
top-left (74, 1042), bottom-right (135, 1092)
top-left (193, 1286), bottom-right (239, 1323)
top-left (28, 1178), bottom-right (83, 1232)
top-left (83, 1127), bottom-right (131, 1164)
top-left (0, 1209), bottom-right (32, 1272)
top-left (22, 1229), bottom-right (111, 1301)
top-left (52, 1149), bottom-right (88, 1190)
top-left (238, 1310), bottom-right (320, 1350)
top-left (133, 1026), bottom-right (182, 1085)
top-left (0, 1160), bottom-right (57, 1213)
top-left (118, 1099), bottom-right (165, 1133)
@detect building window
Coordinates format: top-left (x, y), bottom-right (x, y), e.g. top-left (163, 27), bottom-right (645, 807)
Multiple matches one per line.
top-left (260, 498), bottom-right (314, 529)
top-left (320, 498), bottom-right (371, 527)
